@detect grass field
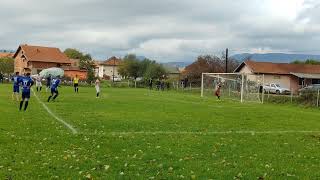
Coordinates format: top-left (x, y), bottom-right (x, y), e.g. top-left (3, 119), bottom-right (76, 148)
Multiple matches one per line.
top-left (1, 84), bottom-right (320, 179)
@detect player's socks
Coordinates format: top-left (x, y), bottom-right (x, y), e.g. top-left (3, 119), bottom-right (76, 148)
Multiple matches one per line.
top-left (47, 96), bottom-right (52, 102)
top-left (24, 101), bottom-right (29, 111)
top-left (40, 87), bottom-right (42, 91)
top-left (53, 94), bottom-right (58, 100)
top-left (19, 101), bottom-right (24, 111)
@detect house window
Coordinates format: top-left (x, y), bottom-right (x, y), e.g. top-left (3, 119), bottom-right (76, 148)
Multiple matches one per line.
top-left (312, 79), bottom-right (320, 84)
top-left (274, 76), bottom-right (281, 79)
top-left (299, 78), bottom-right (304, 86)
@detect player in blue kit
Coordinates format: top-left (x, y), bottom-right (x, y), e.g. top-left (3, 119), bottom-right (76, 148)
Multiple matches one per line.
top-left (19, 73), bottom-right (34, 111)
top-left (12, 72), bottom-right (21, 101)
top-left (47, 76), bottom-right (61, 102)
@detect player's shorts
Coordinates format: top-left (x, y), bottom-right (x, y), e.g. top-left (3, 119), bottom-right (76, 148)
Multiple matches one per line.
top-left (22, 91), bottom-right (30, 100)
top-left (36, 81), bottom-right (42, 87)
top-left (51, 88), bottom-right (58, 94)
top-left (95, 85), bottom-right (100, 93)
top-left (13, 86), bottom-right (20, 93)
top-left (47, 82), bottom-right (51, 87)
top-left (74, 83), bottom-right (79, 87)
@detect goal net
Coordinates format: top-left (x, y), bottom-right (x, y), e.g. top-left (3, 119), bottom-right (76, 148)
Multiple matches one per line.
top-left (201, 73), bottom-right (264, 103)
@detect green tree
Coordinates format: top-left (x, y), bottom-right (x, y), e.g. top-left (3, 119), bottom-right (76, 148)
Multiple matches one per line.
top-left (118, 54), bottom-right (141, 79)
top-left (291, 59), bottom-right (320, 65)
top-left (64, 48), bottom-right (83, 59)
top-left (0, 57), bottom-right (14, 74)
top-left (139, 58), bottom-right (155, 77)
top-left (144, 63), bottom-right (167, 80)
top-left (291, 60), bottom-right (304, 64)
top-left (118, 54), bottom-right (168, 87)
top-left (305, 59), bottom-right (320, 65)
top-left (64, 48), bottom-right (95, 83)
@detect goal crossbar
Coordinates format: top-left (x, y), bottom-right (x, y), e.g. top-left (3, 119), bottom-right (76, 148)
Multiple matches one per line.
top-left (201, 73), bottom-right (264, 103)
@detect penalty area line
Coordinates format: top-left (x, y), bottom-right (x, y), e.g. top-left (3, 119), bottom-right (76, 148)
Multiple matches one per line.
top-left (91, 130), bottom-right (320, 136)
top-left (32, 89), bottom-right (78, 134)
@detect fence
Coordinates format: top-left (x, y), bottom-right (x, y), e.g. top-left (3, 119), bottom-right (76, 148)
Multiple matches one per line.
top-left (4, 74), bottom-right (319, 108)
top-left (263, 89), bottom-right (320, 107)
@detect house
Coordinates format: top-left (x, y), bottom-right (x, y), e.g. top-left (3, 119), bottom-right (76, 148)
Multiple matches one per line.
top-left (70, 59), bottom-right (80, 67)
top-left (96, 56), bottom-right (122, 79)
top-left (163, 65), bottom-right (181, 80)
top-left (13, 44), bottom-right (87, 79)
top-left (63, 66), bottom-right (88, 80)
top-left (234, 60), bottom-right (320, 93)
top-left (0, 52), bottom-right (14, 58)
top-left (13, 44), bottom-right (72, 74)
top-left (65, 58), bottom-right (88, 80)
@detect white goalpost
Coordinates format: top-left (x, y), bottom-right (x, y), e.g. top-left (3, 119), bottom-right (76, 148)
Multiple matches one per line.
top-left (201, 73), bottom-right (264, 103)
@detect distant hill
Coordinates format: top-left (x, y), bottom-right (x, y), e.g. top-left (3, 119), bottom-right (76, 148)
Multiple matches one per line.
top-left (231, 53), bottom-right (320, 63)
top-left (0, 49), bottom-right (15, 53)
top-left (136, 56), bottom-right (146, 61)
top-left (162, 62), bottom-right (192, 68)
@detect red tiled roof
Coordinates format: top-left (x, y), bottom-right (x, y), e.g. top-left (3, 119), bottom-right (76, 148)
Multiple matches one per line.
top-left (13, 44), bottom-right (71, 64)
top-left (235, 60), bottom-right (320, 74)
top-left (100, 56), bottom-right (122, 66)
top-left (0, 52), bottom-right (14, 58)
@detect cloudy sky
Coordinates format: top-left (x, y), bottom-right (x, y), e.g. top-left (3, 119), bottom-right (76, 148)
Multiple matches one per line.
top-left (1, 0), bottom-right (320, 62)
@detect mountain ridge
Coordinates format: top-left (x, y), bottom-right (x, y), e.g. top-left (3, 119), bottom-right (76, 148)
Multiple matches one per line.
top-left (231, 53), bottom-right (320, 63)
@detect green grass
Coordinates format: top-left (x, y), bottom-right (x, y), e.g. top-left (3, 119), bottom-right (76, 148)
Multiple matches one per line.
top-left (1, 84), bottom-right (320, 179)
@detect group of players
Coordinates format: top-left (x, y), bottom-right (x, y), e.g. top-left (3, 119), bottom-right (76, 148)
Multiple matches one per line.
top-left (12, 72), bottom-right (62, 111)
top-left (11, 72), bottom-right (102, 112)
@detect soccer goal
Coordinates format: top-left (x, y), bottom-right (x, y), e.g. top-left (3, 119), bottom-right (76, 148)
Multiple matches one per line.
top-left (201, 73), bottom-right (264, 103)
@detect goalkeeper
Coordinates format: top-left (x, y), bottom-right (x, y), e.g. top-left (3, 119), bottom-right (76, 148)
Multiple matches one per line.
top-left (215, 83), bottom-right (221, 100)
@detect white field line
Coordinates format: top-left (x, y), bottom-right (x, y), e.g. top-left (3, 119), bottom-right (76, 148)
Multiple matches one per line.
top-left (32, 89), bottom-right (78, 134)
top-left (145, 93), bottom-right (250, 109)
top-left (82, 130), bottom-right (320, 136)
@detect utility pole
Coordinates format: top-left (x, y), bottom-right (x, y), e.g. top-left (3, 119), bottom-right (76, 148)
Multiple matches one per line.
top-left (225, 48), bottom-right (228, 73)
top-left (113, 58), bottom-right (115, 82)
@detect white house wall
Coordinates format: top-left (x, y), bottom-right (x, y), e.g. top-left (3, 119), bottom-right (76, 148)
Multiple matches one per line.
top-left (239, 64), bottom-right (294, 90)
top-left (97, 65), bottom-right (120, 78)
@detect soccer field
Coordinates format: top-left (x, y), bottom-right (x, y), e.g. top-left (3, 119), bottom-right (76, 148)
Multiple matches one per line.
top-left (1, 84), bottom-right (320, 179)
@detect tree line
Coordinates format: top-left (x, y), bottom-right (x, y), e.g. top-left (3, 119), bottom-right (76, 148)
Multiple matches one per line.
top-left (0, 57), bottom-right (14, 75)
top-left (182, 55), bottom-right (240, 82)
top-left (291, 59), bottom-right (320, 65)
top-left (118, 54), bottom-right (167, 81)
top-left (64, 48), bottom-right (96, 83)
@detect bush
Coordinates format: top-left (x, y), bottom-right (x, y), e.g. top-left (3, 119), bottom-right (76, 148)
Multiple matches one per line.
top-left (264, 91), bottom-right (319, 107)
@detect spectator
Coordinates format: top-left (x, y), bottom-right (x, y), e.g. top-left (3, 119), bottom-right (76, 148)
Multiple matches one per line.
top-left (184, 77), bottom-right (188, 89)
top-left (166, 81), bottom-right (170, 90)
top-left (156, 79), bottom-right (161, 91)
top-left (0, 72), bottom-right (3, 83)
top-left (148, 78), bottom-right (153, 90)
top-left (160, 80), bottom-right (165, 91)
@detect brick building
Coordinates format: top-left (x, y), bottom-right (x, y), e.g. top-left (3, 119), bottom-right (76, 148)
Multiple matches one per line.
top-left (14, 44), bottom-right (71, 74)
top-left (13, 44), bottom-right (87, 79)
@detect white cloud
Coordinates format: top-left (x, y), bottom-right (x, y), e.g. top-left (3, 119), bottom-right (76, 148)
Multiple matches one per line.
top-left (1, 0), bottom-right (320, 62)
